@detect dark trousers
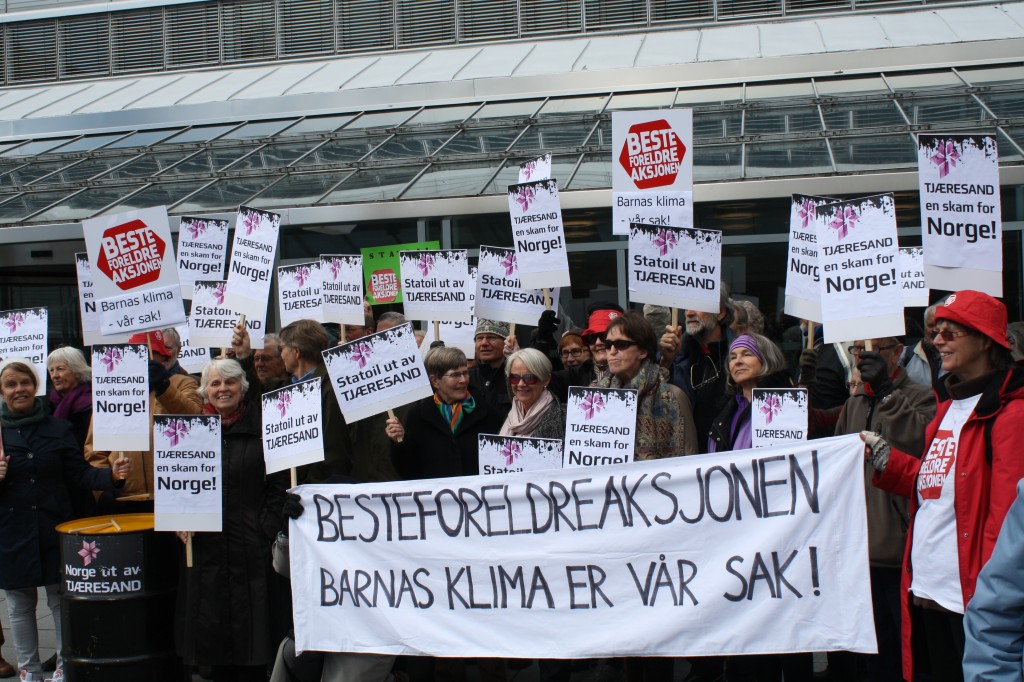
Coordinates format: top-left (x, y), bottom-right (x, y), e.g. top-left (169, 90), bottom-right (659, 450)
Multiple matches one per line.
top-left (624, 657), bottom-right (674, 681)
top-left (865, 567), bottom-right (903, 682)
top-left (726, 653), bottom-right (813, 682)
top-left (913, 601), bottom-right (964, 682)
top-left (210, 664), bottom-right (267, 682)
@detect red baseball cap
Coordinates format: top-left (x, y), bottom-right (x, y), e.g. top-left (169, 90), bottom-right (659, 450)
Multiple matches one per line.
top-left (935, 290), bottom-right (1010, 349)
top-left (128, 330), bottom-right (171, 358)
top-left (582, 309), bottom-right (622, 338)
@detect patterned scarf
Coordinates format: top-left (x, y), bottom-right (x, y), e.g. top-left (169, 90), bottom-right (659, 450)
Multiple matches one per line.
top-left (600, 360), bottom-right (684, 460)
top-left (202, 401), bottom-right (246, 427)
top-left (434, 392), bottom-right (476, 433)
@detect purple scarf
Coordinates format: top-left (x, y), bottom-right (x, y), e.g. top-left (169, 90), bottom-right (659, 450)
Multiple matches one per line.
top-left (50, 382), bottom-right (92, 421)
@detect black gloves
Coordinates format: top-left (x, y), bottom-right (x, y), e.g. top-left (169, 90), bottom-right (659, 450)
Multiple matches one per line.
top-left (857, 351), bottom-right (892, 400)
top-left (148, 360), bottom-right (170, 396)
top-left (283, 492), bottom-right (303, 521)
top-left (534, 309), bottom-right (560, 354)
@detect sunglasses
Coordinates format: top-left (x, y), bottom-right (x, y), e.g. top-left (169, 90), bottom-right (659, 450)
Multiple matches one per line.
top-left (848, 343), bottom-right (898, 356)
top-left (509, 373), bottom-right (541, 385)
top-left (581, 332), bottom-right (606, 346)
top-left (606, 339), bottom-right (639, 351)
top-left (931, 326), bottom-right (971, 342)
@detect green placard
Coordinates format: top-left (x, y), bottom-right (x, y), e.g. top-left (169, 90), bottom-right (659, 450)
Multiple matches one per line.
top-left (361, 241), bottom-right (439, 305)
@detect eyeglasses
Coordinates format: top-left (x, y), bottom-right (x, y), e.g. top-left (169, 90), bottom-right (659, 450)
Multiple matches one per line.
top-left (846, 380), bottom-right (865, 390)
top-left (690, 357), bottom-right (720, 391)
top-left (442, 371), bottom-right (470, 381)
top-left (847, 343), bottom-right (898, 356)
top-left (581, 332), bottom-right (606, 346)
top-left (509, 373), bottom-right (540, 385)
top-left (931, 326), bottom-right (971, 342)
top-left (559, 348), bottom-right (585, 359)
top-left (606, 339), bottom-right (638, 351)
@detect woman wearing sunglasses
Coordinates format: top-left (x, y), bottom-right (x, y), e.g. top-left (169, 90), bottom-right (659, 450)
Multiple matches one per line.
top-left (500, 348), bottom-right (564, 440)
top-left (864, 290), bottom-right (1024, 682)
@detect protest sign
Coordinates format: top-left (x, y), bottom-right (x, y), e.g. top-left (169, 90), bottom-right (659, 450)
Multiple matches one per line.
top-left (476, 246), bottom-right (560, 327)
top-left (899, 247), bottom-right (929, 308)
top-left (612, 110), bottom-right (693, 236)
top-left (76, 252), bottom-right (130, 346)
top-left (261, 379), bottom-right (325, 474)
top-left (399, 250), bottom-right (472, 323)
top-left (425, 267), bottom-right (477, 355)
top-left (321, 255), bottom-right (365, 325)
top-left (175, 321), bottom-right (209, 374)
top-left (153, 415), bottom-right (222, 532)
top-left (508, 179), bottom-right (570, 290)
top-left (83, 206), bottom-right (186, 336)
top-left (816, 194), bottom-right (904, 343)
top-left (91, 344), bottom-right (150, 451)
top-left (361, 241), bottom-right (440, 305)
top-left (0, 308), bottom-right (47, 394)
top-left (176, 216), bottom-right (229, 298)
top-left (627, 223), bottom-right (722, 313)
top-left (784, 195), bottom-right (833, 323)
top-left (563, 386), bottom-right (637, 468)
top-left (189, 281), bottom-right (265, 349)
top-left (478, 435), bottom-right (563, 475)
top-left (322, 323), bottom-right (432, 423)
top-left (290, 434), bottom-right (875, 658)
top-left (918, 134), bottom-right (1002, 296)
top-left (751, 389), bottom-right (808, 448)
top-left (279, 261), bottom-right (324, 326)
top-left (518, 153), bottom-right (552, 183)
top-left (224, 206), bottom-right (280, 318)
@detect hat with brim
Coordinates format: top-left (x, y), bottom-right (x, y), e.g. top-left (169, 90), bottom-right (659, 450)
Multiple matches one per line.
top-left (935, 290), bottom-right (1010, 349)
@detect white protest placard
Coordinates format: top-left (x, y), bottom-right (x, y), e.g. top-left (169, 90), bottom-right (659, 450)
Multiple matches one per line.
top-left (290, 434), bottom-right (875, 658)
top-left (76, 253), bottom-right (130, 346)
top-left (784, 195), bottom-right (833, 323)
top-left (261, 379), bottom-right (325, 474)
top-left (899, 247), bottom-right (929, 308)
top-left (425, 267), bottom-right (477, 356)
top-left (279, 261), bottom-right (324, 326)
top-left (91, 344), bottom-right (150, 451)
top-left (478, 435), bottom-right (563, 476)
top-left (518, 153), bottom-right (552, 183)
top-left (176, 216), bottom-right (229, 299)
top-left (83, 206), bottom-right (186, 336)
top-left (918, 134), bottom-right (1002, 296)
top-left (322, 323), bottom-right (432, 423)
top-left (321, 255), bottom-right (365, 326)
top-left (189, 281), bottom-right (265, 349)
top-left (817, 194), bottom-right (904, 344)
top-left (508, 179), bottom-right (571, 290)
top-left (612, 109), bottom-right (693, 236)
top-left (751, 388), bottom-right (808, 448)
top-left (628, 223), bottom-right (722, 313)
top-left (563, 386), bottom-right (637, 468)
top-left (225, 205), bottom-right (280, 318)
top-left (175, 321), bottom-right (208, 374)
top-left (0, 308), bottom-right (47, 394)
top-left (476, 246), bottom-right (560, 327)
top-left (399, 250), bottom-right (472, 323)
top-left (153, 414), bottom-right (222, 532)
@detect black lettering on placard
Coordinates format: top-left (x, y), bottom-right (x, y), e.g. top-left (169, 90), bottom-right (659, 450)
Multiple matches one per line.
top-left (627, 554), bottom-right (698, 607)
top-left (723, 551), bottom-right (804, 601)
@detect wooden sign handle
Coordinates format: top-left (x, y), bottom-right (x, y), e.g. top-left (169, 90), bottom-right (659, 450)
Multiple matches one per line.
top-left (388, 409), bottom-right (403, 444)
top-left (185, 532), bottom-right (193, 568)
top-left (670, 309), bottom-right (678, 329)
top-left (806, 321), bottom-right (816, 351)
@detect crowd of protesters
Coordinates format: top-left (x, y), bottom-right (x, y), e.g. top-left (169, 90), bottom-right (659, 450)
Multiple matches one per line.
top-left (3, 285), bottom-right (1024, 682)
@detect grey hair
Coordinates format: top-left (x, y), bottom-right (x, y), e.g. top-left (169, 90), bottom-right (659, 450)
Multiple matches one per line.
top-left (924, 300), bottom-right (944, 325)
top-left (262, 333), bottom-right (282, 355)
top-left (161, 327), bottom-right (181, 347)
top-left (198, 358), bottom-right (250, 400)
top-left (725, 333), bottom-right (788, 395)
top-left (505, 348), bottom-right (552, 383)
top-left (377, 311), bottom-right (407, 327)
top-left (47, 347), bottom-right (92, 383)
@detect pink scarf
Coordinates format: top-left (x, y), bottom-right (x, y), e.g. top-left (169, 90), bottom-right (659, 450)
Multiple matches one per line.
top-left (500, 390), bottom-right (554, 437)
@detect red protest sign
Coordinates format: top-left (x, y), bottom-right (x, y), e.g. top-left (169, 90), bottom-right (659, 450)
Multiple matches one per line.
top-left (96, 219), bottom-right (167, 290)
top-left (617, 119), bottom-right (687, 190)
top-left (370, 269), bottom-right (398, 303)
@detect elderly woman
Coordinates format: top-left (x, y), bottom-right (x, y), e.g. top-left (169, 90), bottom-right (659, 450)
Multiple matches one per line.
top-left (500, 348), bottom-right (564, 440)
top-left (47, 347), bottom-right (93, 450)
top-left (557, 332), bottom-right (590, 371)
top-left (865, 291), bottom-right (1024, 682)
top-left (176, 358), bottom-right (286, 682)
top-left (0, 360), bottom-right (128, 682)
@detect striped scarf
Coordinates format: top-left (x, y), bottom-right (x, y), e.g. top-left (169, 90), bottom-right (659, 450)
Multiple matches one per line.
top-left (434, 393), bottom-right (476, 433)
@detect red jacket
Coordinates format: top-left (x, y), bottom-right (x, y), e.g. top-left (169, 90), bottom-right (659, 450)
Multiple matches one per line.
top-left (874, 367), bottom-right (1024, 681)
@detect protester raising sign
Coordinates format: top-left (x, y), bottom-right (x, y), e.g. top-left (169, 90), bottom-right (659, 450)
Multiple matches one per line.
top-left (322, 323), bottom-right (432, 423)
top-left (478, 435), bottom-right (563, 476)
top-left (279, 262), bottom-right (324, 326)
top-left (476, 246), bottom-right (560, 327)
top-left (784, 195), bottom-right (832, 323)
top-left (918, 134), bottom-right (1002, 296)
top-left (518, 153), bottom-right (552, 183)
top-left (289, 434), bottom-right (875, 659)
top-left (563, 386), bottom-right (637, 468)
top-left (320, 255), bottom-right (364, 325)
top-left (176, 216), bottom-right (229, 299)
top-left (899, 247), bottom-right (929, 308)
top-left (361, 241), bottom-right (439, 306)
top-left (751, 388), bottom-right (808, 448)
top-left (0, 308), bottom-right (47, 395)
top-left (400, 250), bottom-right (472, 323)
top-left (816, 194), bottom-right (904, 344)
top-left (189, 281), bottom-right (265, 349)
top-left (91, 344), bottom-right (150, 451)
top-left (153, 415), bottom-right (222, 533)
top-left (261, 379), bottom-right (325, 475)
top-left (627, 223), bottom-right (722, 313)
top-left (76, 252), bottom-right (129, 346)
top-left (224, 206), bottom-right (280, 318)
top-left (175, 322), bottom-right (209, 375)
top-left (507, 179), bottom-right (571, 290)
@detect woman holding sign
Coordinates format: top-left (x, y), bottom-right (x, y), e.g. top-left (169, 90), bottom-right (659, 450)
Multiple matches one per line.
top-left (865, 291), bottom-right (1024, 682)
top-left (175, 358), bottom-right (287, 682)
top-left (0, 360), bottom-right (129, 682)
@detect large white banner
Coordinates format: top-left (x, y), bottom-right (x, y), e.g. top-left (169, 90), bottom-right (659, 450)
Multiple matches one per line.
top-left (563, 386), bottom-right (637, 468)
top-left (261, 379), bottom-right (325, 474)
top-left (918, 134), bottom-right (1002, 296)
top-left (176, 216), bottom-right (229, 299)
top-left (899, 247), bottom-right (929, 308)
top-left (627, 223), bottom-right (722, 313)
top-left (321, 255), bottom-right (365, 326)
top-left (76, 252), bottom-right (130, 346)
top-left (816, 194), bottom-right (904, 343)
top-left (225, 206), bottom-right (280, 318)
top-left (612, 110), bottom-right (693, 236)
top-left (83, 206), bottom-right (186, 336)
top-left (290, 435), bottom-right (875, 658)
top-left (91, 344), bottom-right (150, 451)
top-left (751, 388), bottom-right (808, 449)
top-left (322, 323), bottom-right (432, 423)
top-left (475, 246), bottom-right (559, 327)
top-left (189, 281), bottom-right (265, 349)
top-left (0, 308), bottom-right (47, 395)
top-left (784, 195), bottom-right (832, 323)
top-left (478, 434), bottom-right (563, 475)
top-left (175, 321), bottom-right (209, 375)
top-left (279, 261), bottom-right (324, 326)
top-left (400, 250), bottom-right (472, 323)
top-left (153, 414), bottom-right (222, 532)
top-left (508, 179), bottom-right (571, 290)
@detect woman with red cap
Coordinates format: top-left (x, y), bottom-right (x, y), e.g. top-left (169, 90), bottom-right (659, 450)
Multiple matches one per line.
top-left (863, 290), bottom-right (1024, 682)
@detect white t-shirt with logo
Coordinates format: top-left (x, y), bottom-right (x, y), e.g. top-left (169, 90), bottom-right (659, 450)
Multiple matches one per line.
top-left (910, 393), bottom-right (981, 614)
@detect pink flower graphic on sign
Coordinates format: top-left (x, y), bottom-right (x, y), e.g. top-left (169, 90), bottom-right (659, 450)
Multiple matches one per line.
top-left (100, 347), bottom-right (123, 373)
top-left (760, 393), bottom-right (782, 425)
top-left (501, 440), bottom-right (522, 466)
top-left (213, 283), bottom-right (226, 306)
top-left (652, 228), bottom-right (679, 256)
top-left (241, 210), bottom-right (262, 236)
top-left (276, 392), bottom-right (291, 418)
top-left (521, 160), bottom-right (536, 181)
top-left (798, 198), bottom-right (816, 229)
top-left (187, 220), bottom-right (208, 240)
top-left (293, 266), bottom-right (311, 287)
top-left (580, 392), bottom-right (605, 420)
top-left (515, 186), bottom-right (535, 212)
top-left (162, 419), bottom-right (190, 447)
top-left (329, 258), bottom-right (343, 281)
top-left (828, 205), bottom-right (858, 241)
top-left (77, 540), bottom-right (100, 566)
top-left (350, 342), bottom-right (372, 369)
top-left (417, 254), bottom-right (435, 277)
top-left (930, 140), bottom-right (961, 179)
top-left (500, 252), bottom-right (517, 276)
top-left (4, 312), bottom-right (24, 333)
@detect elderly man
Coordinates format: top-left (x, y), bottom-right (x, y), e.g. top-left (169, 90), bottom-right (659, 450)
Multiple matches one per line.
top-left (375, 311), bottom-right (407, 332)
top-left (900, 301), bottom-right (946, 388)
top-left (254, 333), bottom-right (290, 387)
top-left (159, 327), bottom-right (189, 376)
top-left (469, 319), bottom-right (513, 422)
